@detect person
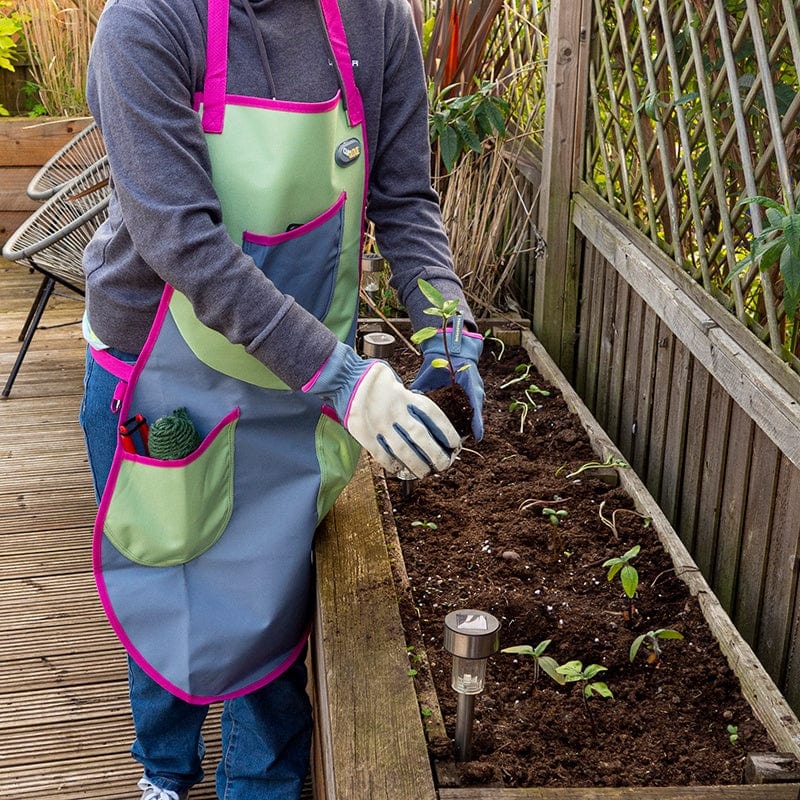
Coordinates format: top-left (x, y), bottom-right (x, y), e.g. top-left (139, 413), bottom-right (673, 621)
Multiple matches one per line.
top-left (78, 0), bottom-right (484, 798)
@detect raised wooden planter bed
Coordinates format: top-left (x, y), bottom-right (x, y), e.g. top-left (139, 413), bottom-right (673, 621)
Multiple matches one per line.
top-left (0, 116), bottom-right (91, 244)
top-left (311, 323), bottom-right (800, 800)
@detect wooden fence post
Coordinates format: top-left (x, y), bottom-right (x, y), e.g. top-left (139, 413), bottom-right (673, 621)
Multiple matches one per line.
top-left (533, 0), bottom-right (593, 375)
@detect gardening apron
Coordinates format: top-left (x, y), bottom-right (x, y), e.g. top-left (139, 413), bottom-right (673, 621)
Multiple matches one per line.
top-left (91, 0), bottom-right (366, 703)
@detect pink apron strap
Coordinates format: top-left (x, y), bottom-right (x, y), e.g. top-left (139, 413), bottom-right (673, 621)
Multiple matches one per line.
top-left (202, 0), bottom-right (230, 133)
top-left (318, 0), bottom-right (366, 127)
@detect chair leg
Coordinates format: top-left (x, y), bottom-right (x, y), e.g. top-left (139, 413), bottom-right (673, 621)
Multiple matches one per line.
top-left (2, 276), bottom-right (56, 398)
top-left (17, 274), bottom-right (51, 342)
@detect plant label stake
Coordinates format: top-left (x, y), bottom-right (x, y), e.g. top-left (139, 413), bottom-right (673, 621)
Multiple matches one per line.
top-left (443, 609), bottom-right (501, 762)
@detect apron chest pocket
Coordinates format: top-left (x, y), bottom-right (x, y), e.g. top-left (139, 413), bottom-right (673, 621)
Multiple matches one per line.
top-left (242, 192), bottom-right (346, 321)
top-left (103, 408), bottom-right (239, 567)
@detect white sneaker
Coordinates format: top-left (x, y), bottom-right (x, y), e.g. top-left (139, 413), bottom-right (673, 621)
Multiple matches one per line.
top-left (137, 776), bottom-right (188, 800)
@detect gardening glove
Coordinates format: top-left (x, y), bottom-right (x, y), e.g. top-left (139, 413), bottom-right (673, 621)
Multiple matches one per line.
top-left (410, 326), bottom-right (485, 441)
top-left (303, 341), bottom-right (462, 479)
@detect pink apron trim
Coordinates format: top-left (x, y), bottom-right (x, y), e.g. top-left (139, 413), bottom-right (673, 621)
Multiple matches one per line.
top-left (202, 0), bottom-right (230, 133)
top-left (194, 91), bottom-right (343, 115)
top-left (318, 0), bottom-right (365, 127)
top-left (89, 347), bottom-right (134, 381)
top-left (244, 191), bottom-right (346, 246)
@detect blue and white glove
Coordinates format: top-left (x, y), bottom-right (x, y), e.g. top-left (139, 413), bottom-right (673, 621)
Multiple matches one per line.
top-left (410, 327), bottom-right (485, 441)
top-left (303, 341), bottom-right (462, 479)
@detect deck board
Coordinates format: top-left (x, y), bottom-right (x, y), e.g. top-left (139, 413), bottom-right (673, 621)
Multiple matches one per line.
top-left (0, 260), bottom-right (225, 799)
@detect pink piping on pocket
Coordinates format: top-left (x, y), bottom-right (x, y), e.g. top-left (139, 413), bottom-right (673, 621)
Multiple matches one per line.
top-left (243, 191), bottom-right (346, 246)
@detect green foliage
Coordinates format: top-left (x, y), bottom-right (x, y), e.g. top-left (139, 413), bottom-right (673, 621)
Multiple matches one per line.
top-left (731, 195), bottom-right (800, 341)
top-left (501, 639), bottom-right (565, 686)
top-left (429, 79), bottom-right (510, 173)
top-left (629, 628), bottom-right (684, 665)
top-left (603, 545), bottom-right (640, 600)
top-left (411, 520), bottom-right (438, 530)
top-left (0, 1), bottom-right (28, 116)
top-left (727, 724), bottom-right (739, 745)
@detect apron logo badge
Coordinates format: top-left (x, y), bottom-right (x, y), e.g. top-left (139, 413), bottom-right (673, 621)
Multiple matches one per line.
top-left (335, 138), bottom-right (362, 166)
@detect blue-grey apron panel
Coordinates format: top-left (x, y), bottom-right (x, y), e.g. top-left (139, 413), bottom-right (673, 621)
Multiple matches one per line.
top-left (99, 310), bottom-right (323, 698)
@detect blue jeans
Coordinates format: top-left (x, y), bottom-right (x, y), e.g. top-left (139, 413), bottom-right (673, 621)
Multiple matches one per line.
top-left (80, 347), bottom-right (313, 799)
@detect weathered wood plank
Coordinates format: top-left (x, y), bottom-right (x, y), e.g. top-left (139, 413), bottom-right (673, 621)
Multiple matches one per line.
top-left (693, 379), bottom-right (731, 578)
top-left (579, 244), bottom-right (605, 411)
top-left (732, 427), bottom-right (780, 646)
top-left (617, 286), bottom-right (643, 459)
top-left (533, 0), bottom-right (593, 370)
top-left (677, 361), bottom-right (710, 553)
top-left (659, 338), bottom-right (692, 525)
top-left (713, 403), bottom-right (754, 613)
top-left (756, 458), bottom-right (800, 683)
top-left (0, 117), bottom-right (92, 167)
top-left (313, 456), bottom-right (437, 800)
top-left (594, 263), bottom-right (617, 430)
top-left (632, 305), bottom-right (658, 477)
top-left (644, 317), bottom-right (673, 499)
top-left (605, 276), bottom-right (630, 444)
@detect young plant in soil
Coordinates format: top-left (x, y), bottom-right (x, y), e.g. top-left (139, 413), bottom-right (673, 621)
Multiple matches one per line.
top-left (500, 639), bottom-right (564, 687)
top-left (629, 628), bottom-right (684, 667)
top-left (410, 279), bottom-right (473, 437)
top-left (603, 544), bottom-right (640, 621)
top-left (555, 660), bottom-right (614, 734)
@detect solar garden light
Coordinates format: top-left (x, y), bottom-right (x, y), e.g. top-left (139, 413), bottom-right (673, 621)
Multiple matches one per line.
top-left (443, 609), bottom-right (501, 762)
top-left (361, 331), bottom-right (396, 359)
top-left (360, 252), bottom-right (386, 302)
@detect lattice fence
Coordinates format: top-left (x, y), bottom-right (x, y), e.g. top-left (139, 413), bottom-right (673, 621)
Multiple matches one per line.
top-left (585, 0), bottom-right (800, 367)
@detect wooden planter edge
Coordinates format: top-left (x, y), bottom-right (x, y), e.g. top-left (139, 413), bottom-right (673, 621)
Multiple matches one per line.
top-left (311, 325), bottom-right (800, 800)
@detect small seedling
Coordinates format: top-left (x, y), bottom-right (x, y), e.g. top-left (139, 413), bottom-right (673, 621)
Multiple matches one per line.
top-left (629, 628), bottom-right (684, 666)
top-left (556, 455), bottom-right (629, 478)
top-left (411, 520), bottom-right (438, 530)
top-left (556, 660), bottom-right (613, 731)
top-left (603, 545), bottom-right (640, 620)
top-left (410, 279), bottom-right (469, 388)
top-left (501, 639), bottom-right (565, 686)
top-left (501, 363), bottom-right (535, 388)
top-left (509, 385), bottom-right (551, 432)
top-left (482, 328), bottom-right (506, 361)
top-left (542, 507), bottom-right (568, 526)
top-left (727, 724), bottom-right (739, 745)
top-left (598, 500), bottom-right (651, 540)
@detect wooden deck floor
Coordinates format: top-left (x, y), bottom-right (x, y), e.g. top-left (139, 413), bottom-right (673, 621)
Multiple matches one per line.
top-left (0, 259), bottom-right (223, 799)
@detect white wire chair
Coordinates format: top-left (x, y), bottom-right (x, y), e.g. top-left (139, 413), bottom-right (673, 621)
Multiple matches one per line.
top-left (26, 119), bottom-right (106, 201)
top-left (2, 157), bottom-right (110, 397)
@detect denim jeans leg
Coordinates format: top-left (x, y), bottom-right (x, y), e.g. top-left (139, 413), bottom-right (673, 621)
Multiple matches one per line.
top-left (217, 651), bottom-right (312, 800)
top-left (79, 346), bottom-right (207, 795)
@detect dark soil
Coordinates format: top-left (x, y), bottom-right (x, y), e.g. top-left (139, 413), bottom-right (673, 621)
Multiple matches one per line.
top-left (384, 342), bottom-right (774, 789)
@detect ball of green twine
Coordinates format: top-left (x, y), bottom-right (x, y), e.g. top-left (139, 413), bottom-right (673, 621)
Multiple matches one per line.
top-left (148, 407), bottom-right (201, 460)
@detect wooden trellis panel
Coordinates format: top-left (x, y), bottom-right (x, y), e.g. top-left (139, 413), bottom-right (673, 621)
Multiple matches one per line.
top-left (583, 0), bottom-right (800, 367)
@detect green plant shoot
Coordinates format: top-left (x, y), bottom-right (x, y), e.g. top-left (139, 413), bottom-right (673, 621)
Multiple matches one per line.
top-left (556, 661), bottom-right (613, 699)
top-left (542, 507), bottom-right (568, 526)
top-left (603, 545), bottom-right (640, 599)
top-left (501, 639), bottom-right (565, 686)
top-left (629, 628), bottom-right (684, 665)
top-left (410, 278), bottom-right (468, 386)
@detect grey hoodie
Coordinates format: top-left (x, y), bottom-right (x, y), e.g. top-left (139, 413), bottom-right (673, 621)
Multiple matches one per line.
top-left (83, 0), bottom-right (470, 389)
